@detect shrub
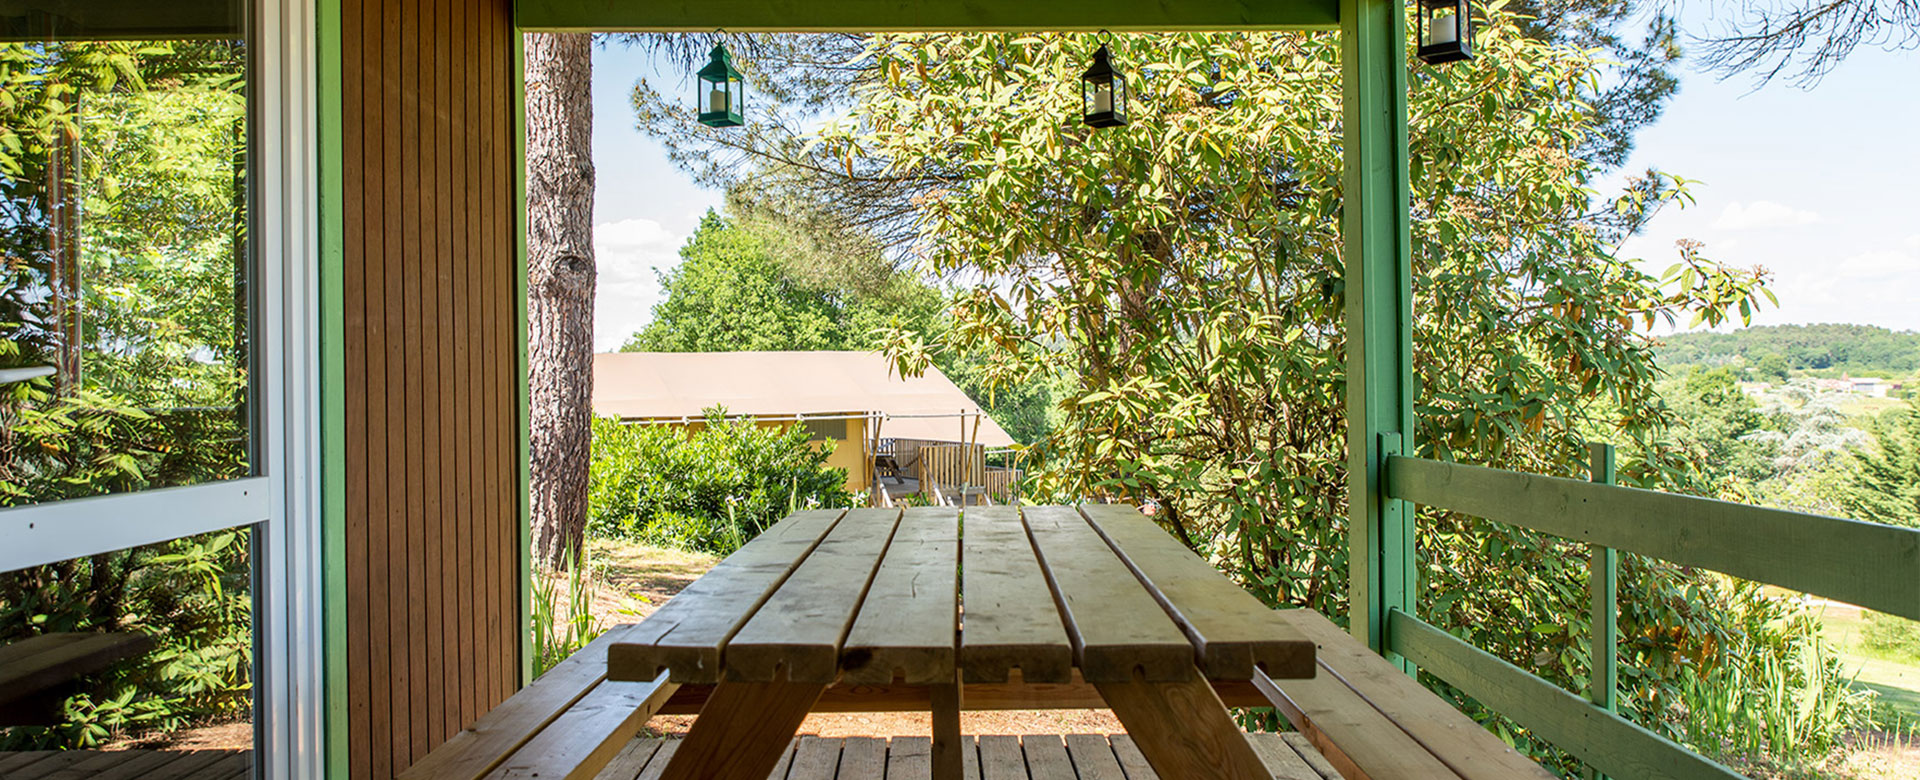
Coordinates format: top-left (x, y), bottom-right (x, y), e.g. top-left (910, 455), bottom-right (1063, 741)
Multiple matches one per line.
top-left (587, 412), bottom-right (850, 554)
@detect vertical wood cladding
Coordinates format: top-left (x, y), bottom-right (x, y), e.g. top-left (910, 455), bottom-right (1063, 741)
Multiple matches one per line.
top-left (340, 0), bottom-right (518, 776)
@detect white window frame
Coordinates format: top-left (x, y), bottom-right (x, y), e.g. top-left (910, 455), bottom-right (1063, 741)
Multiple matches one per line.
top-left (0, 1), bottom-right (324, 777)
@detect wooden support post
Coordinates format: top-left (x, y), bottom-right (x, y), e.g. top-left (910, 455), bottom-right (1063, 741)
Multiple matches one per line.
top-left (1094, 669), bottom-right (1272, 780)
top-left (931, 671), bottom-right (964, 780)
top-left (659, 680), bottom-right (825, 780)
top-left (1586, 442), bottom-right (1618, 780)
top-left (1341, 0), bottom-right (1417, 671)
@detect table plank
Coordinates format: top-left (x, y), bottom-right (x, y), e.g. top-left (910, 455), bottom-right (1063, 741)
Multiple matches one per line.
top-left (591, 738), bottom-right (662, 780)
top-left (1246, 732), bottom-right (1321, 780)
top-left (635, 739), bottom-right (678, 780)
top-left (726, 508), bottom-right (904, 683)
top-left (786, 735), bottom-right (842, 780)
top-left (1080, 504), bottom-right (1315, 680)
top-left (1282, 733), bottom-right (1343, 780)
top-left (958, 507), bottom-right (1072, 684)
top-left (1021, 506), bottom-right (1193, 682)
top-left (976, 735), bottom-right (1024, 780)
top-left (841, 506), bottom-right (960, 685)
top-left (1109, 735), bottom-right (1156, 780)
top-left (608, 510), bottom-right (846, 683)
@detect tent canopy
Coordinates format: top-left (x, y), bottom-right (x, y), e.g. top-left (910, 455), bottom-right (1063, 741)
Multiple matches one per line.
top-left (592, 351), bottom-right (1017, 447)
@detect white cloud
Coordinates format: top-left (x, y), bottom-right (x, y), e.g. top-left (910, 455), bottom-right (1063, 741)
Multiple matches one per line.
top-left (1710, 200), bottom-right (1822, 231)
top-left (1834, 249), bottom-right (1913, 279)
top-left (1905, 234), bottom-right (1920, 251)
top-left (593, 218), bottom-right (684, 351)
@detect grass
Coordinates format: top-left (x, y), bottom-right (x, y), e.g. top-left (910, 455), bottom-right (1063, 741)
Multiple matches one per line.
top-left (1815, 602), bottom-right (1920, 730)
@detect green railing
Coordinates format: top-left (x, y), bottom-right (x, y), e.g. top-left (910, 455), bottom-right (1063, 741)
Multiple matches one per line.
top-left (1376, 447), bottom-right (1920, 780)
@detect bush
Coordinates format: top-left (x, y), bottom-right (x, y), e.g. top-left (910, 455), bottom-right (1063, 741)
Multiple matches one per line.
top-left (587, 412), bottom-right (851, 554)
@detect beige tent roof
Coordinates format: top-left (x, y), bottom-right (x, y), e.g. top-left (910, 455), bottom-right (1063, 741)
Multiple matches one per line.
top-left (592, 351), bottom-right (1016, 447)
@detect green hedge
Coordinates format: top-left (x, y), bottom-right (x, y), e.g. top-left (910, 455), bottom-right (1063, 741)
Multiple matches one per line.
top-left (587, 414), bottom-right (851, 554)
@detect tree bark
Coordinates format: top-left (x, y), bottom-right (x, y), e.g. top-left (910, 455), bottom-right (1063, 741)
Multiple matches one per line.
top-left (525, 33), bottom-right (595, 570)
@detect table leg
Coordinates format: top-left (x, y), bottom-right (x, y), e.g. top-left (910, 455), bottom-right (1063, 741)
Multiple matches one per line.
top-left (659, 680), bottom-right (825, 780)
top-left (1094, 669), bottom-right (1271, 780)
top-left (931, 671), bottom-right (964, 780)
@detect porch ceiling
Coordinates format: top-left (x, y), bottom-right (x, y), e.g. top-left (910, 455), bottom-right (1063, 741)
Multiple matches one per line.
top-left (515, 0), bottom-right (1340, 33)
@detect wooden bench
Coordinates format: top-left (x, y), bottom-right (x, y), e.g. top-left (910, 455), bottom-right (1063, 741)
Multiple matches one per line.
top-left (402, 505), bottom-right (1555, 779)
top-left (0, 632), bottom-right (153, 726)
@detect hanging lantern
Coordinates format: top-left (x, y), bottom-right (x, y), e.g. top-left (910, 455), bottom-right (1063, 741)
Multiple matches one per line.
top-left (1079, 38), bottom-right (1128, 128)
top-left (696, 41), bottom-right (745, 128)
top-left (1417, 0), bottom-right (1474, 65)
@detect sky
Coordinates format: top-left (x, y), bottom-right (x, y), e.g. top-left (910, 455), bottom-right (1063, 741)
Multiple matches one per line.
top-left (588, 29), bottom-right (1920, 352)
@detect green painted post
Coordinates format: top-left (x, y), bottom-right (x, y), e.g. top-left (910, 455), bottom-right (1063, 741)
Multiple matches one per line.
top-left (1587, 442), bottom-right (1618, 780)
top-left (315, 0), bottom-right (348, 776)
top-left (1341, 0), bottom-right (1416, 668)
top-left (513, 28), bottom-right (534, 688)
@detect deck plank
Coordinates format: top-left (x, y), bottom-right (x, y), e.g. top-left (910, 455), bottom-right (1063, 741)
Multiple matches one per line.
top-left (1245, 733), bottom-right (1320, 780)
top-left (841, 507), bottom-right (960, 685)
top-left (957, 507), bottom-right (1073, 684)
top-left (837, 736), bottom-right (887, 778)
top-left (726, 509), bottom-right (904, 683)
top-left (975, 735), bottom-right (1024, 780)
top-left (1018, 735), bottom-right (1074, 780)
top-left (635, 738), bottom-right (679, 780)
top-left (140, 750), bottom-right (237, 780)
top-left (607, 510), bottom-right (847, 684)
top-left (1282, 733), bottom-right (1343, 780)
top-left (1062, 734), bottom-right (1126, 780)
top-left (887, 737), bottom-right (933, 778)
top-left (1107, 736), bottom-right (1156, 780)
top-left (1021, 506), bottom-right (1193, 683)
top-left (591, 738), bottom-right (663, 780)
top-left (1079, 504), bottom-right (1315, 680)
top-left (787, 735), bottom-right (843, 779)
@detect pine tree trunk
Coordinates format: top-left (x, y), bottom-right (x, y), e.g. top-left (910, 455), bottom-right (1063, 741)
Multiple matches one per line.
top-left (525, 33), bottom-right (595, 570)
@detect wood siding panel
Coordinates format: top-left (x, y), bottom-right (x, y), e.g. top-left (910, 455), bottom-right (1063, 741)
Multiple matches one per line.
top-left (338, 1), bottom-right (520, 776)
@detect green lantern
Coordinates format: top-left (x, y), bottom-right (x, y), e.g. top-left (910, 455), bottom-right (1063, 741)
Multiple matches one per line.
top-left (697, 42), bottom-right (745, 128)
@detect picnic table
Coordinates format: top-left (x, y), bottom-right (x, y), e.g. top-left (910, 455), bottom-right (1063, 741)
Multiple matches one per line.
top-left (603, 504), bottom-right (1318, 780)
top-left (0, 632), bottom-right (153, 726)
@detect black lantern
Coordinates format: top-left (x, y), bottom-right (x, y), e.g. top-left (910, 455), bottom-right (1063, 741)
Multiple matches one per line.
top-left (696, 42), bottom-right (745, 128)
top-left (1079, 40), bottom-right (1128, 128)
top-left (1417, 0), bottom-right (1474, 64)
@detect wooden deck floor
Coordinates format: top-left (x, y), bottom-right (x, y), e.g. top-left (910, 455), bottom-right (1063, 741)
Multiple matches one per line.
top-left (598, 734), bottom-right (1341, 780)
top-left (0, 748), bottom-right (250, 779)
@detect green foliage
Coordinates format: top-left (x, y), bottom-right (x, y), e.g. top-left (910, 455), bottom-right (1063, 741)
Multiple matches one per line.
top-left (819, 16), bottom-right (1849, 771)
top-left (587, 412), bottom-right (850, 554)
top-left (1829, 403), bottom-right (1920, 529)
top-left (0, 530), bottom-right (253, 749)
top-left (530, 545), bottom-right (604, 678)
top-left (1655, 324), bottom-right (1920, 377)
top-left (1673, 591), bottom-right (1872, 772)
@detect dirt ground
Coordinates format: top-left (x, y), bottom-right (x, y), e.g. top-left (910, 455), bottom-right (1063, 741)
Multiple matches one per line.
top-left (579, 539), bottom-right (1127, 738)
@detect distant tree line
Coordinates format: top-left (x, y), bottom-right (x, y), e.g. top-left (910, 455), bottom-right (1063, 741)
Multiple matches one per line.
top-left (1654, 323), bottom-right (1920, 377)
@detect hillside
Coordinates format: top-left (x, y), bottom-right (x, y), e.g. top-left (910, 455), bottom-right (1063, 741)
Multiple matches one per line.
top-left (1653, 323), bottom-right (1920, 377)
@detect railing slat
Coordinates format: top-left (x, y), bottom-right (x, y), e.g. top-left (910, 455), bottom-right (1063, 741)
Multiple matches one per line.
top-left (1386, 610), bottom-right (1744, 780)
top-left (1385, 455), bottom-right (1920, 620)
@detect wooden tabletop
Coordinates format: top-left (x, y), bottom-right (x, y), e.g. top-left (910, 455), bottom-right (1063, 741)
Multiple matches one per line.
top-left (607, 504), bottom-right (1314, 687)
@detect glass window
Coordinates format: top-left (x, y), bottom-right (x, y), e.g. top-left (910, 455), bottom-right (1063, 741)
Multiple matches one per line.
top-left (0, 526), bottom-right (255, 773)
top-left (0, 1), bottom-right (252, 508)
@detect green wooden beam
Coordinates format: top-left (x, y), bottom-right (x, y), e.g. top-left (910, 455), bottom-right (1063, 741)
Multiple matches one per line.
top-left (315, 0), bottom-right (349, 777)
top-left (1341, 0), bottom-right (1415, 663)
top-left (513, 30), bottom-right (535, 688)
top-left (515, 0), bottom-right (1339, 32)
top-left (1386, 455), bottom-right (1920, 621)
top-left (0, 0), bottom-right (240, 41)
top-left (1387, 609), bottom-right (1745, 780)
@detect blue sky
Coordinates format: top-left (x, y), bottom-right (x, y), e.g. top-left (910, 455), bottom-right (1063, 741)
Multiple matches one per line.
top-left (588, 33), bottom-right (1919, 351)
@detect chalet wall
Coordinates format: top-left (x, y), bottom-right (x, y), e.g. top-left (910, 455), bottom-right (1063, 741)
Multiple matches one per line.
top-left (338, 0), bottom-right (519, 776)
